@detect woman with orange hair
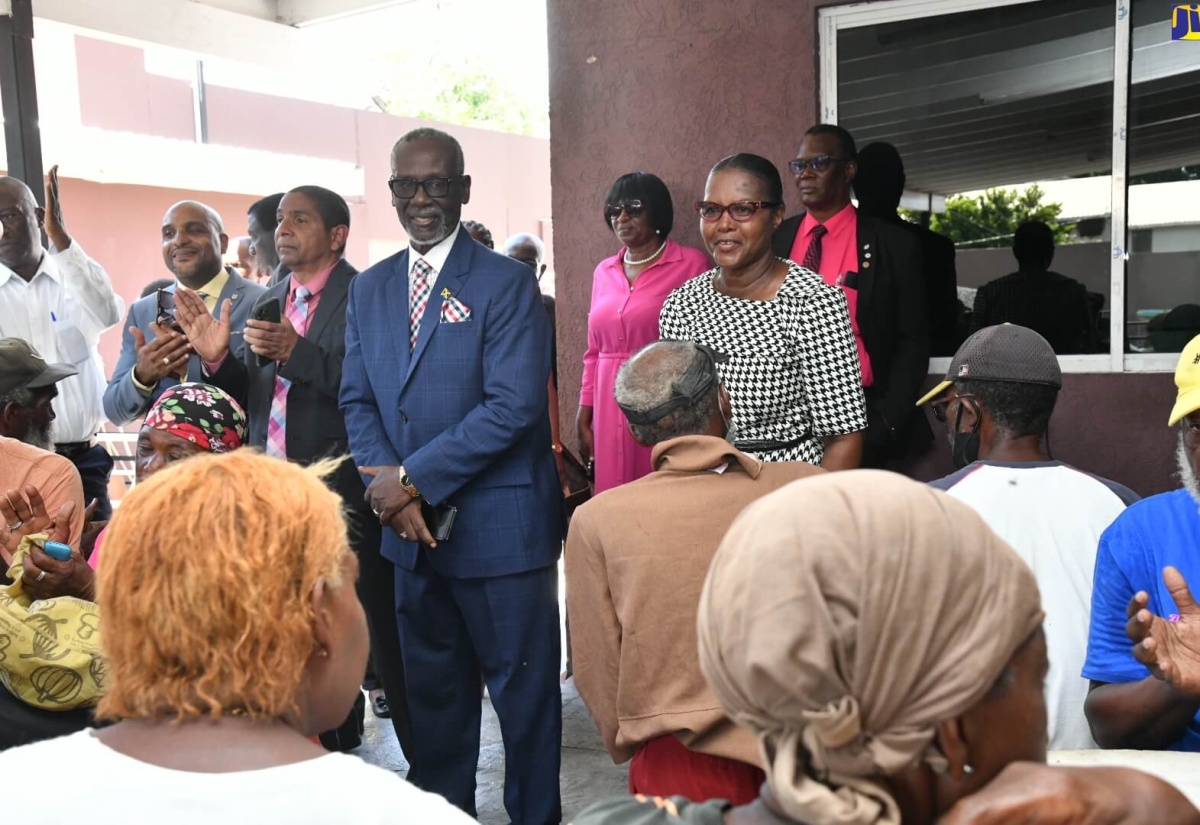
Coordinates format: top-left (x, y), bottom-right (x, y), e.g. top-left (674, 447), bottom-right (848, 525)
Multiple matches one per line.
top-left (0, 449), bottom-right (471, 822)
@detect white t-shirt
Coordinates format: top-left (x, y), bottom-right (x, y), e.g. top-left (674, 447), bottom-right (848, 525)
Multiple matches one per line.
top-left (931, 460), bottom-right (1139, 751)
top-left (0, 729), bottom-right (474, 824)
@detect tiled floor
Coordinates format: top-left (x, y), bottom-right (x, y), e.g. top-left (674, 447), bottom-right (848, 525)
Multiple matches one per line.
top-left (356, 677), bottom-right (628, 824)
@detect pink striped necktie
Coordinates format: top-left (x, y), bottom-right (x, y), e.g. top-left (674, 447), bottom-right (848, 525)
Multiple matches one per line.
top-left (410, 258), bottom-right (434, 351)
top-left (265, 287), bottom-right (311, 459)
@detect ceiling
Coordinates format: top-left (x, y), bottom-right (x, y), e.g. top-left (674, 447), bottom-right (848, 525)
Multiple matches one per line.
top-left (837, 0), bottom-right (1200, 194)
top-left (22, 0), bottom-right (412, 69)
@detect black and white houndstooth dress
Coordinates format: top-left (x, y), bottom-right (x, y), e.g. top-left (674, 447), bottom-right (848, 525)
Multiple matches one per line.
top-left (659, 259), bottom-right (867, 464)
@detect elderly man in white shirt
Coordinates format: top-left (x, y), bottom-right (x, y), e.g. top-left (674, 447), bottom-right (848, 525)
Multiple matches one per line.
top-left (0, 166), bottom-right (123, 518)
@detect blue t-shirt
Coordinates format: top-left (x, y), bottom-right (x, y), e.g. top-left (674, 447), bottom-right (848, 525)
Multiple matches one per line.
top-left (1083, 489), bottom-right (1200, 751)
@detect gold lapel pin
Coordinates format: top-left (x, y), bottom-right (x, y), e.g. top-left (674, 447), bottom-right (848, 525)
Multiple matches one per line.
top-left (440, 288), bottom-right (452, 299)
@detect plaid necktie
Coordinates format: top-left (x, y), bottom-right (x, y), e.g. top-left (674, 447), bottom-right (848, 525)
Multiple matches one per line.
top-left (802, 224), bottom-right (827, 273)
top-left (410, 258), bottom-right (434, 352)
top-left (265, 287), bottom-right (311, 459)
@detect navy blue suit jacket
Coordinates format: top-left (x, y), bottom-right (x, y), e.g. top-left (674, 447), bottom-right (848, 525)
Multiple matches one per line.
top-left (340, 230), bottom-right (561, 579)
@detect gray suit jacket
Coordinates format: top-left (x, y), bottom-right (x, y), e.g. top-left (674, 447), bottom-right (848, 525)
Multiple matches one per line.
top-left (103, 267), bottom-right (265, 425)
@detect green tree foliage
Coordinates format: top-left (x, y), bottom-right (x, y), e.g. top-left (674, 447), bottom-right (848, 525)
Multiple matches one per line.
top-left (371, 54), bottom-right (546, 137)
top-left (902, 185), bottom-right (1074, 248)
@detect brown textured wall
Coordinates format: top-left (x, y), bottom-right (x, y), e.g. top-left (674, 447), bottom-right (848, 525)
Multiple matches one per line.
top-left (547, 0), bottom-right (822, 442)
top-left (547, 0), bottom-right (1182, 498)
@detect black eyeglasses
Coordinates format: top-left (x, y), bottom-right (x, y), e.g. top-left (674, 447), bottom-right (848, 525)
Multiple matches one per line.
top-left (387, 177), bottom-right (458, 199)
top-left (604, 200), bottom-right (645, 223)
top-left (931, 393), bottom-right (979, 424)
top-left (695, 201), bottom-right (780, 223)
top-left (788, 155), bottom-right (845, 175)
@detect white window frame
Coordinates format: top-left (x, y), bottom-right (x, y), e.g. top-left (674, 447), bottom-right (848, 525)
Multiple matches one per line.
top-left (818, 0), bottom-right (1171, 374)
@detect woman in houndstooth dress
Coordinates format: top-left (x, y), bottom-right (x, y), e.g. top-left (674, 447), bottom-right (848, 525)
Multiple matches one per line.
top-left (660, 154), bottom-right (866, 469)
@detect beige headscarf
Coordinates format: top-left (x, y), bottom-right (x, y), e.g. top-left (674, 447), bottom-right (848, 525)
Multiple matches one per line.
top-left (697, 471), bottom-right (1042, 825)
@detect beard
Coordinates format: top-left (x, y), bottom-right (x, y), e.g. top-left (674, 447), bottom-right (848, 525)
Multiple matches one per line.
top-left (24, 419), bottom-right (53, 451)
top-left (401, 208), bottom-right (454, 249)
top-left (1177, 430), bottom-right (1200, 507)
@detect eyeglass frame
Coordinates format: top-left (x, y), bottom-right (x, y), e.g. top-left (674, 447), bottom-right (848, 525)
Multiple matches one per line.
top-left (604, 200), bottom-right (646, 223)
top-left (387, 176), bottom-right (461, 200)
top-left (930, 392), bottom-right (979, 424)
top-left (694, 200), bottom-right (781, 223)
top-left (788, 155), bottom-right (847, 176)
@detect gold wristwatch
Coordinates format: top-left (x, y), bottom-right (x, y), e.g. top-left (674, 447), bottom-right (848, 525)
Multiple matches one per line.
top-left (398, 466), bottom-right (421, 500)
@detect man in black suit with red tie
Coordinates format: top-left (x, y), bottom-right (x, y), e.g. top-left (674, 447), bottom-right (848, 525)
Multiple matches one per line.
top-left (772, 124), bottom-right (931, 469)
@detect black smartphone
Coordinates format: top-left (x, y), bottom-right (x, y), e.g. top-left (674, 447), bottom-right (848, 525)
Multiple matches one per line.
top-left (252, 297), bottom-right (281, 367)
top-left (155, 289), bottom-right (184, 333)
top-left (421, 502), bottom-right (458, 542)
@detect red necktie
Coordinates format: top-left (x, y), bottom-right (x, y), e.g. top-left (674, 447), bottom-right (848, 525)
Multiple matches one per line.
top-left (802, 224), bottom-right (827, 273)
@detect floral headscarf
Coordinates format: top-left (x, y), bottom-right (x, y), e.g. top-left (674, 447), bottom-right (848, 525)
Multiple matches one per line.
top-left (142, 383), bottom-right (247, 454)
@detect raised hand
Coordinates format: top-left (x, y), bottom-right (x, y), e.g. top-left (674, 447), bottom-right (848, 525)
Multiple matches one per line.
top-left (175, 288), bottom-right (231, 363)
top-left (1128, 566), bottom-right (1200, 695)
top-left (43, 164), bottom-right (72, 252)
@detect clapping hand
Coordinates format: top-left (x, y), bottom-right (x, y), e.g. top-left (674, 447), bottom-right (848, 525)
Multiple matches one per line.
top-left (1128, 566), bottom-right (1200, 695)
top-left (131, 322), bottom-right (192, 387)
top-left (174, 288), bottom-right (232, 364)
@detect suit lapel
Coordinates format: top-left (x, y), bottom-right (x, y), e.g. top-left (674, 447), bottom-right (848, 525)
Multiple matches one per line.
top-left (855, 215), bottom-right (877, 325)
top-left (402, 233), bottom-right (472, 392)
top-left (305, 259), bottom-right (354, 345)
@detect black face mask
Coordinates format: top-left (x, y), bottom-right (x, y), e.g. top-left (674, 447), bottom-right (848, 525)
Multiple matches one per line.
top-left (951, 399), bottom-right (981, 469)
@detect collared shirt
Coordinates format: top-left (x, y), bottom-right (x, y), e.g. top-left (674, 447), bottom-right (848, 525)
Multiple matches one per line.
top-left (285, 263), bottom-right (335, 338)
top-left (408, 224), bottom-right (461, 286)
top-left (0, 243), bottom-right (124, 442)
top-left (565, 434), bottom-right (824, 767)
top-left (792, 203), bottom-right (874, 386)
top-left (185, 268), bottom-right (230, 314)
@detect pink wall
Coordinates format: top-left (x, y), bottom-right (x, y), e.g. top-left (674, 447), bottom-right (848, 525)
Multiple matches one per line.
top-left (51, 34), bottom-right (552, 411)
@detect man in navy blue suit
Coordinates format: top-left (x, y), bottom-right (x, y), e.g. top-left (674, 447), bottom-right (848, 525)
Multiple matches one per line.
top-left (340, 128), bottom-right (562, 824)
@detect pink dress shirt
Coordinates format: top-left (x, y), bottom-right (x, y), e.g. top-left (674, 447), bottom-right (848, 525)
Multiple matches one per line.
top-left (580, 238), bottom-right (710, 493)
top-left (202, 264), bottom-right (334, 374)
top-left (791, 204), bottom-right (874, 386)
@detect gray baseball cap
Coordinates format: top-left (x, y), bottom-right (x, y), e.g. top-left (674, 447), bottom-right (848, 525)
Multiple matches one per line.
top-left (0, 337), bottom-right (78, 395)
top-left (917, 324), bottom-right (1062, 407)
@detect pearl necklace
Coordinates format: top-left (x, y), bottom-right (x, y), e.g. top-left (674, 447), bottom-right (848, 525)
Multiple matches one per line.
top-left (623, 240), bottom-right (667, 266)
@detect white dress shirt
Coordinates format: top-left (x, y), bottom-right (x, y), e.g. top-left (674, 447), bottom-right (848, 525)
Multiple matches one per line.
top-left (0, 242), bottom-right (124, 442)
top-left (407, 224), bottom-right (461, 284)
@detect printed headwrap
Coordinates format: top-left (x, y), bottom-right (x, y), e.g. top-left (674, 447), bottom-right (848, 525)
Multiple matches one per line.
top-left (141, 383), bottom-right (247, 454)
top-left (697, 470), bottom-right (1043, 825)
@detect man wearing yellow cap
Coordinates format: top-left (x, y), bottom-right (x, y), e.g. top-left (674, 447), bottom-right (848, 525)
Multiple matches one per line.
top-left (1083, 334), bottom-right (1200, 752)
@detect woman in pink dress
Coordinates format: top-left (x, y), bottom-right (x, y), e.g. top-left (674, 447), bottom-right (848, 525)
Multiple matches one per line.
top-left (577, 172), bottom-right (710, 493)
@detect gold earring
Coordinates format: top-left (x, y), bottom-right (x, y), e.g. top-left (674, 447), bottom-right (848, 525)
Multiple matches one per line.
top-left (318, 647), bottom-right (329, 658)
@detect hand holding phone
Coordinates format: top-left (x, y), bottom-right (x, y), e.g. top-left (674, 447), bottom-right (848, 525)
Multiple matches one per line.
top-left (42, 540), bottom-right (73, 562)
top-left (252, 297), bottom-right (282, 368)
top-left (156, 289), bottom-right (185, 334)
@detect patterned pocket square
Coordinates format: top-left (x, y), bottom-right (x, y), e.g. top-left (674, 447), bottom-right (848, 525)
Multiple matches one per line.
top-left (440, 296), bottom-right (472, 323)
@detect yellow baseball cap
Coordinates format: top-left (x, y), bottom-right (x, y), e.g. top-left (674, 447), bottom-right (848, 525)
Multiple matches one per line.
top-left (1168, 334), bottom-right (1200, 426)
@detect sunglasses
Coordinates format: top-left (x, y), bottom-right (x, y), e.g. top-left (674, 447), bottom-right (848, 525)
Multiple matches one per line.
top-left (604, 200), bottom-right (645, 223)
top-left (931, 393), bottom-right (979, 424)
top-left (788, 155), bottom-right (845, 175)
top-left (695, 201), bottom-right (780, 223)
top-left (387, 177), bottom-right (458, 199)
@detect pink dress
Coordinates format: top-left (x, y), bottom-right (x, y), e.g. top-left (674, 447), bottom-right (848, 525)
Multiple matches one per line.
top-left (580, 239), bottom-right (710, 493)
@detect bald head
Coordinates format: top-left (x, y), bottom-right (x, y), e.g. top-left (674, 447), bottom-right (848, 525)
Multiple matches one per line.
top-left (614, 340), bottom-right (727, 446)
top-left (161, 200), bottom-right (228, 288)
top-left (0, 177), bottom-right (44, 277)
top-left (503, 232), bottom-right (546, 278)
